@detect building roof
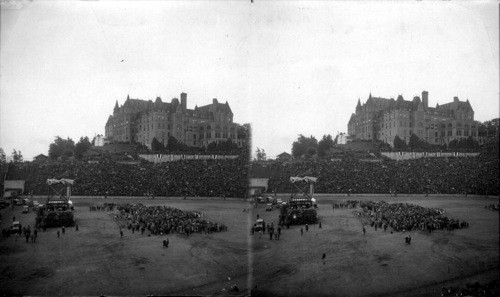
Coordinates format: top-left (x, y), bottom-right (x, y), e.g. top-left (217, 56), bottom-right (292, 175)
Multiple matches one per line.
top-left (107, 94), bottom-right (234, 126)
top-left (277, 152), bottom-right (291, 158)
top-left (357, 92), bottom-right (474, 115)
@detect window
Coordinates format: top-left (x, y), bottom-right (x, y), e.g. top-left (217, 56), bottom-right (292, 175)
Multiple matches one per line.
top-left (447, 131), bottom-right (452, 136)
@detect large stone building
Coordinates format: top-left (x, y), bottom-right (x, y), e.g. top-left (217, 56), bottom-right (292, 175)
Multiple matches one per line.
top-left (348, 91), bottom-right (479, 147)
top-left (105, 93), bottom-right (245, 149)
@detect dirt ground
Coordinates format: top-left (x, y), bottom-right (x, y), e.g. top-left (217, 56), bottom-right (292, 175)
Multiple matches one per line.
top-left (0, 195), bottom-right (498, 296)
top-left (250, 195), bottom-right (499, 297)
top-left (0, 198), bottom-right (252, 296)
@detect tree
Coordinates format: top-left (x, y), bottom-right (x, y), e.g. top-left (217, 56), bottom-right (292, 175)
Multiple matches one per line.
top-left (291, 135), bottom-right (318, 158)
top-left (0, 148), bottom-right (6, 166)
top-left (166, 136), bottom-right (187, 152)
top-left (317, 134), bottom-right (335, 157)
top-left (49, 136), bottom-right (75, 159)
top-left (408, 134), bottom-right (427, 150)
top-left (207, 141), bottom-right (218, 152)
top-left (221, 139), bottom-right (238, 152)
top-left (75, 136), bottom-right (92, 159)
top-left (151, 137), bottom-right (164, 152)
top-left (255, 147), bottom-right (267, 161)
top-left (393, 135), bottom-right (407, 150)
top-left (305, 146), bottom-right (317, 158)
top-left (11, 149), bottom-right (23, 163)
top-left (238, 123), bottom-right (251, 140)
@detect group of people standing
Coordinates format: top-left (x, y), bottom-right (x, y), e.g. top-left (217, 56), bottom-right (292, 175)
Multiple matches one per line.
top-left (354, 200), bottom-right (469, 233)
top-left (114, 204), bottom-right (228, 236)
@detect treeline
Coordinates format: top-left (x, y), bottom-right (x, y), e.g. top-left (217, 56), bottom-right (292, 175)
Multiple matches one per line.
top-left (291, 134), bottom-right (337, 158)
top-left (48, 136), bottom-right (93, 160)
top-left (150, 136), bottom-right (241, 154)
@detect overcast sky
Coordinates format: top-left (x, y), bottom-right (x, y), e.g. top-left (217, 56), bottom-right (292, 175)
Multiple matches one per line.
top-left (1, 0), bottom-right (498, 160)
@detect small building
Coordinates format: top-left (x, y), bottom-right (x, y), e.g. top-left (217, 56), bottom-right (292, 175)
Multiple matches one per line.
top-left (248, 178), bottom-right (269, 197)
top-left (277, 152), bottom-right (292, 161)
top-left (336, 133), bottom-right (350, 145)
top-left (93, 134), bottom-right (110, 147)
top-left (33, 154), bottom-right (49, 162)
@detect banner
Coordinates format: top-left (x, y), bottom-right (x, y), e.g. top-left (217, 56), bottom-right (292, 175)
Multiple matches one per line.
top-left (290, 176), bottom-right (318, 183)
top-left (47, 179), bottom-right (74, 185)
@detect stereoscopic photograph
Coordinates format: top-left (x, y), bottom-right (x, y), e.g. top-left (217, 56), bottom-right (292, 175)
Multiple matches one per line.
top-left (1, 1), bottom-right (498, 296)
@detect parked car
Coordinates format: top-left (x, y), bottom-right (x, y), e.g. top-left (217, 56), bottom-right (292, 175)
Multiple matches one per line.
top-left (254, 219), bottom-right (266, 232)
top-left (22, 205), bottom-right (29, 213)
top-left (10, 221), bottom-right (21, 234)
top-left (0, 201), bottom-right (11, 209)
top-left (266, 204), bottom-right (273, 211)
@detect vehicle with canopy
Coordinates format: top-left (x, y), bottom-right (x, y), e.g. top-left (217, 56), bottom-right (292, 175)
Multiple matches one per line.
top-left (279, 176), bottom-right (318, 226)
top-left (45, 179), bottom-right (74, 211)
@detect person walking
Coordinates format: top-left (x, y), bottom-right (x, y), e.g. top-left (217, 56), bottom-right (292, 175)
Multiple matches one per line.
top-left (57, 230), bottom-right (60, 238)
top-left (33, 229), bottom-right (38, 243)
top-left (305, 224), bottom-right (309, 232)
top-left (120, 229), bottom-right (123, 238)
top-left (363, 226), bottom-right (366, 236)
top-left (62, 226), bottom-right (65, 234)
top-left (300, 228), bottom-right (303, 236)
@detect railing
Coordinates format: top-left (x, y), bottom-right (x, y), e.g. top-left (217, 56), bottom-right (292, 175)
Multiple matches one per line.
top-left (381, 151), bottom-right (480, 160)
top-left (138, 154), bottom-right (239, 163)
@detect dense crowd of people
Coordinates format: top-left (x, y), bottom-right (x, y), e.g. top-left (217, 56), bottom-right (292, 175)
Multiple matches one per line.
top-left (6, 156), bottom-right (248, 198)
top-left (255, 155), bottom-right (499, 195)
top-left (347, 200), bottom-right (469, 233)
top-left (441, 281), bottom-right (497, 297)
top-left (114, 204), bottom-right (227, 236)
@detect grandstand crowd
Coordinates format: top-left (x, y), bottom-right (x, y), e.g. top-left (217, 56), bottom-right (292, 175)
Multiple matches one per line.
top-left (114, 204), bottom-right (227, 236)
top-left (6, 156), bottom-right (248, 198)
top-left (344, 200), bottom-right (470, 233)
top-left (256, 155), bottom-right (499, 195)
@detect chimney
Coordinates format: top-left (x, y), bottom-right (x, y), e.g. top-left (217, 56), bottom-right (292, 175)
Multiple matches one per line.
top-left (180, 93), bottom-right (187, 109)
top-left (213, 98), bottom-right (218, 104)
top-left (453, 96), bottom-right (459, 103)
top-left (422, 91), bottom-right (428, 109)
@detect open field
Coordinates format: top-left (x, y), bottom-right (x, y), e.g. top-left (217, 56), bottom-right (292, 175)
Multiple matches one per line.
top-left (250, 195), bottom-right (499, 297)
top-left (1, 195), bottom-right (498, 296)
top-left (0, 198), bottom-right (252, 296)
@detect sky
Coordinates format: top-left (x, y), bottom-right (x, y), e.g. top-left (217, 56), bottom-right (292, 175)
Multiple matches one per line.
top-left (1, 0), bottom-right (498, 160)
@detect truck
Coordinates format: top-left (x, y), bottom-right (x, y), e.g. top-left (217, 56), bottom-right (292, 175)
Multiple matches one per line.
top-left (10, 221), bottom-right (21, 234)
top-left (254, 218), bottom-right (266, 232)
